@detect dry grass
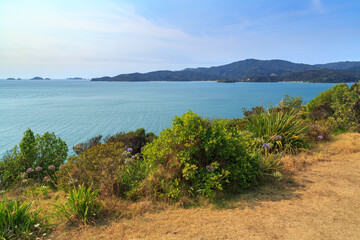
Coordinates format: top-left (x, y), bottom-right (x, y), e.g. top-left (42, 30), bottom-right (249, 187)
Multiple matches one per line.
top-left (0, 186), bottom-right (68, 226)
top-left (1, 133), bottom-right (358, 239)
top-left (47, 133), bottom-right (360, 240)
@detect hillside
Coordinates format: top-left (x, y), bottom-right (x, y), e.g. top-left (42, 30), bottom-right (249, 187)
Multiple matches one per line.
top-left (51, 133), bottom-right (360, 239)
top-left (91, 59), bottom-right (360, 82)
top-left (92, 70), bottom-right (219, 82)
top-left (185, 59), bottom-right (317, 79)
top-left (247, 69), bottom-right (360, 83)
top-left (315, 61), bottom-right (360, 70)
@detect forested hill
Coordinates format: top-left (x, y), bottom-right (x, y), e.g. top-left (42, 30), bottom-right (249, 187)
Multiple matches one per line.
top-left (247, 69), bottom-right (360, 83)
top-left (184, 59), bottom-right (317, 80)
top-left (91, 59), bottom-right (360, 82)
top-left (92, 70), bottom-right (219, 82)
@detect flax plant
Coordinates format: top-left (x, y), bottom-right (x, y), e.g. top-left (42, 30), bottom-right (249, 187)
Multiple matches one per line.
top-left (245, 108), bottom-right (308, 153)
top-left (0, 198), bottom-right (49, 239)
top-left (54, 184), bottom-right (102, 224)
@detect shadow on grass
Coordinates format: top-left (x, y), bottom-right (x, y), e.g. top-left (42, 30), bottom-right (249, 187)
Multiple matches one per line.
top-left (211, 176), bottom-right (307, 210)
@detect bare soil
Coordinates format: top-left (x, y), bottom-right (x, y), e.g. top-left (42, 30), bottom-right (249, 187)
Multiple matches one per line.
top-left (51, 133), bottom-right (360, 240)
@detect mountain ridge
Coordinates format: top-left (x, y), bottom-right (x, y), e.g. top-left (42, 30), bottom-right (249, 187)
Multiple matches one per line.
top-left (91, 59), bottom-right (360, 83)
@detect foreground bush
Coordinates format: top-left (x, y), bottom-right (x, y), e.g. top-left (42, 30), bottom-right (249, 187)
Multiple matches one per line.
top-left (59, 141), bottom-right (150, 199)
top-left (306, 82), bottom-right (360, 132)
top-left (305, 119), bottom-right (335, 142)
top-left (54, 184), bottom-right (102, 224)
top-left (58, 142), bottom-right (125, 196)
top-left (0, 198), bottom-right (49, 239)
top-left (0, 129), bottom-right (68, 188)
top-left (142, 111), bottom-right (261, 201)
top-left (104, 128), bottom-right (157, 155)
top-left (245, 108), bottom-right (308, 153)
top-left (73, 128), bottom-right (157, 155)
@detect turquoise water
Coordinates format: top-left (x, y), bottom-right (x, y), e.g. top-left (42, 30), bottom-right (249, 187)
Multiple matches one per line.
top-left (0, 80), bottom-right (338, 156)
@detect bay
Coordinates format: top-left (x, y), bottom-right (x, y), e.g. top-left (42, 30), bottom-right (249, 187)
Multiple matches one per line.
top-left (0, 80), bottom-right (338, 156)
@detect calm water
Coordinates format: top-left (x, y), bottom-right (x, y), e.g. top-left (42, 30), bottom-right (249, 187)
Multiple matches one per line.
top-left (0, 80), bottom-right (338, 156)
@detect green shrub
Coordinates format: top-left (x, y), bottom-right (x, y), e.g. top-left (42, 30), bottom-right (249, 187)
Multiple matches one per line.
top-left (278, 94), bottom-right (303, 110)
top-left (19, 129), bottom-right (37, 169)
top-left (58, 142), bottom-right (123, 196)
top-left (242, 106), bottom-right (265, 117)
top-left (245, 108), bottom-right (308, 153)
top-left (104, 128), bottom-right (157, 155)
top-left (228, 118), bottom-right (247, 131)
top-left (307, 88), bottom-right (333, 112)
top-left (0, 198), bottom-right (49, 239)
top-left (306, 82), bottom-right (360, 132)
top-left (59, 140), bottom-right (151, 198)
top-left (331, 83), bottom-right (360, 131)
top-left (0, 129), bottom-right (67, 189)
top-left (54, 184), bottom-right (102, 224)
top-left (117, 153), bottom-right (151, 200)
top-left (142, 111), bottom-right (261, 201)
top-left (73, 129), bottom-right (157, 156)
top-left (0, 147), bottom-right (22, 188)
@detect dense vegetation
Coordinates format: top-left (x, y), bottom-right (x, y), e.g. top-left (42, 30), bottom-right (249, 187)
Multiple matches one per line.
top-left (0, 129), bottom-right (67, 189)
top-left (248, 69), bottom-right (360, 83)
top-left (92, 59), bottom-right (360, 82)
top-left (92, 70), bottom-right (219, 82)
top-left (2, 81), bottom-right (360, 239)
top-left (142, 111), bottom-right (261, 200)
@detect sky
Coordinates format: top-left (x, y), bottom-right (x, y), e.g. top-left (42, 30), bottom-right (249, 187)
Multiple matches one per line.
top-left (0, 0), bottom-right (359, 79)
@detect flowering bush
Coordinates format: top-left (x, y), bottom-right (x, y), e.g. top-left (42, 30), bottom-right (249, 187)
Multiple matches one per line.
top-left (0, 129), bottom-right (67, 188)
top-left (58, 141), bottom-right (148, 198)
top-left (104, 128), bottom-right (157, 155)
top-left (58, 142), bottom-right (125, 196)
top-left (142, 111), bottom-right (261, 201)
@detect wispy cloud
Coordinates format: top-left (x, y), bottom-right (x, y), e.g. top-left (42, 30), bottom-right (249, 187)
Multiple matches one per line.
top-left (0, 0), bottom-right (213, 76)
top-left (0, 0), bottom-right (358, 78)
top-left (312, 0), bottom-right (325, 14)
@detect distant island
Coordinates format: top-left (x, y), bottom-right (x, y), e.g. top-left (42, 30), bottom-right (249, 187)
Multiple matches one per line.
top-left (31, 77), bottom-right (44, 80)
top-left (67, 77), bottom-right (84, 80)
top-left (30, 77), bottom-right (51, 80)
top-left (91, 59), bottom-right (360, 83)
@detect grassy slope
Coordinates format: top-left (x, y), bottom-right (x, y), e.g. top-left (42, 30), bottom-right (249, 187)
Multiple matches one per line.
top-left (49, 133), bottom-right (360, 240)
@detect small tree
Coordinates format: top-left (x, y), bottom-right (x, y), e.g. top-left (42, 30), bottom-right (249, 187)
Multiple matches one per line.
top-left (19, 129), bottom-right (37, 169)
top-left (0, 129), bottom-right (68, 188)
top-left (35, 132), bottom-right (68, 171)
top-left (278, 94), bottom-right (303, 110)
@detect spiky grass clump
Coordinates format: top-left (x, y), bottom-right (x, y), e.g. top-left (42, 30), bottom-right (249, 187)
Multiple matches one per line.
top-left (245, 108), bottom-right (309, 153)
top-left (54, 184), bottom-right (102, 224)
top-left (0, 198), bottom-right (49, 239)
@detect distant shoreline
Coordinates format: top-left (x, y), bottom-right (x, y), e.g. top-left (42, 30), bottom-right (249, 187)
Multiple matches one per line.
top-left (1, 79), bottom-right (354, 84)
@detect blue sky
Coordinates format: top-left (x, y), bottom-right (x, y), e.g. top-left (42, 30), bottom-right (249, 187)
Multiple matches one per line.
top-left (0, 0), bottom-right (359, 78)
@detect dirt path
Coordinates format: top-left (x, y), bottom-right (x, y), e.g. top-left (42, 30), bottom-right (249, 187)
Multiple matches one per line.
top-left (54, 134), bottom-right (360, 240)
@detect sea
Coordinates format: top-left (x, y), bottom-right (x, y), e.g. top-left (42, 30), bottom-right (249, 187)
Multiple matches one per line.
top-left (0, 80), bottom-right (341, 156)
